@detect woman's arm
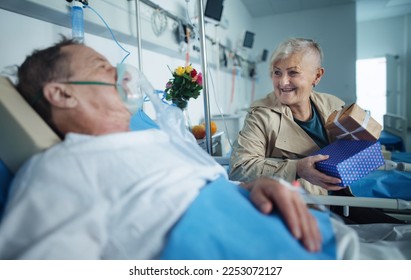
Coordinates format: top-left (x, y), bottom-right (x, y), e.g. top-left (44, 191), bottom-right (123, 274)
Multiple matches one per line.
top-left (229, 109), bottom-right (298, 182)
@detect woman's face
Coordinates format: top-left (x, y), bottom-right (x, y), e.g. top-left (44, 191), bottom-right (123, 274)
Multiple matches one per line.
top-left (271, 51), bottom-right (323, 108)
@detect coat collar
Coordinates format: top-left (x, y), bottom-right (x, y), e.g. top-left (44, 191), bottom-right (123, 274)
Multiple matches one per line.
top-left (250, 90), bottom-right (337, 116)
top-left (250, 91), bottom-right (335, 156)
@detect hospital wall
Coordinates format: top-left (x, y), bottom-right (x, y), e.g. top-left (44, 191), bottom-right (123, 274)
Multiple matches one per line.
top-left (252, 3), bottom-right (357, 106)
top-left (0, 0), bottom-right (255, 126)
top-left (0, 1), bottom-right (409, 143)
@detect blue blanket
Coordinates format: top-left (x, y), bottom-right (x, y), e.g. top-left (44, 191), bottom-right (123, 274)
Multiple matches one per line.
top-left (350, 169), bottom-right (411, 200)
top-left (0, 160), bottom-right (12, 220)
top-left (350, 152), bottom-right (411, 200)
top-left (161, 177), bottom-right (336, 260)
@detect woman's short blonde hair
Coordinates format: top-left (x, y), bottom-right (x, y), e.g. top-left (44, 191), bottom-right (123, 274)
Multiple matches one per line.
top-left (269, 38), bottom-right (323, 74)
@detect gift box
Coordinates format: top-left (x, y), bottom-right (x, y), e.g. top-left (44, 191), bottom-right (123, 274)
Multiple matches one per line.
top-left (325, 103), bottom-right (382, 142)
top-left (312, 139), bottom-right (385, 187)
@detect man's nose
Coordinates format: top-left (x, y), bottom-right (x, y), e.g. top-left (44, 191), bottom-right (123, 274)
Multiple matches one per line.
top-left (108, 65), bottom-right (116, 74)
top-left (110, 65), bottom-right (119, 81)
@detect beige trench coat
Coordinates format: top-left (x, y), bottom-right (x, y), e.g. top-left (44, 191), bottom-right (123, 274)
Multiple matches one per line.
top-left (229, 91), bottom-right (345, 195)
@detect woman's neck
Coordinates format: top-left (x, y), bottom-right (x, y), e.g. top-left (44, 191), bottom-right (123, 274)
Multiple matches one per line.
top-left (290, 99), bottom-right (312, 122)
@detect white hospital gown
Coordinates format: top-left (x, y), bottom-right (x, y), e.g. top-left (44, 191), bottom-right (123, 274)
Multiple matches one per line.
top-left (0, 129), bottom-right (227, 259)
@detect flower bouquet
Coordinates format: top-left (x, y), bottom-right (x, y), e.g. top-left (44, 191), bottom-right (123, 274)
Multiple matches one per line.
top-left (165, 65), bottom-right (203, 110)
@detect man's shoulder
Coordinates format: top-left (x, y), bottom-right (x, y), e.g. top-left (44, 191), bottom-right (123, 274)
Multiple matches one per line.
top-left (13, 140), bottom-right (71, 178)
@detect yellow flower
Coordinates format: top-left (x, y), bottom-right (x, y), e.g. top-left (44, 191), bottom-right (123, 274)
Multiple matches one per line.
top-left (185, 65), bottom-right (193, 74)
top-left (175, 66), bottom-right (185, 76)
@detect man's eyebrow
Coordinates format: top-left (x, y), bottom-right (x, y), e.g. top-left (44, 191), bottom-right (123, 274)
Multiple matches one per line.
top-left (88, 56), bottom-right (108, 65)
top-left (92, 56), bottom-right (107, 62)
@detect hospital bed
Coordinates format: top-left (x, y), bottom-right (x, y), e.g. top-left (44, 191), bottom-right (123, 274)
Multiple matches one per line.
top-left (1, 75), bottom-right (411, 260)
top-left (0, 75), bottom-right (341, 260)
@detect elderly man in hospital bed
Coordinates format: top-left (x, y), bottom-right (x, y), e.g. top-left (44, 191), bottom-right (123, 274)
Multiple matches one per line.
top-left (0, 38), bottom-right (408, 260)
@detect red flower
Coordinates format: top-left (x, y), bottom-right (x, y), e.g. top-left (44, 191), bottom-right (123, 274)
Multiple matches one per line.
top-left (190, 68), bottom-right (197, 78)
top-left (196, 73), bottom-right (203, 86)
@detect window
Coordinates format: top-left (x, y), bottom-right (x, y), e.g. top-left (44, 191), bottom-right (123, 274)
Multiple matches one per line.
top-left (356, 57), bottom-right (387, 125)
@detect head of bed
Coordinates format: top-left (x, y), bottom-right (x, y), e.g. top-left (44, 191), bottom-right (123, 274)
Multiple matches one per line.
top-left (382, 113), bottom-right (408, 151)
top-left (0, 76), bottom-right (61, 174)
top-left (0, 75), bottom-right (60, 218)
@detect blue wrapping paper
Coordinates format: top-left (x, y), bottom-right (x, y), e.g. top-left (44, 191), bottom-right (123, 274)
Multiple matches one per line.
top-left (312, 140), bottom-right (385, 187)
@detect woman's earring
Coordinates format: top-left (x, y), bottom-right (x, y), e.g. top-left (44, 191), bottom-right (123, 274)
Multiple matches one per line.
top-left (312, 83), bottom-right (316, 88)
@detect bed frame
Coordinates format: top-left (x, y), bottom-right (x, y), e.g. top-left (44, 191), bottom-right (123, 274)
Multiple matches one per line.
top-left (302, 193), bottom-right (411, 222)
top-left (384, 113), bottom-right (407, 142)
top-left (382, 113), bottom-right (408, 151)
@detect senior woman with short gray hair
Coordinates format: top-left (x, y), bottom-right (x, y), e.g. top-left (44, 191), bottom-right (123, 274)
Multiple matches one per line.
top-left (230, 37), bottom-right (345, 195)
top-left (230, 37), bottom-right (405, 224)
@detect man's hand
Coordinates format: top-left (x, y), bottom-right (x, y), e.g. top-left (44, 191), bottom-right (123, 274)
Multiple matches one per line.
top-left (242, 177), bottom-right (322, 252)
top-left (297, 154), bottom-right (343, 191)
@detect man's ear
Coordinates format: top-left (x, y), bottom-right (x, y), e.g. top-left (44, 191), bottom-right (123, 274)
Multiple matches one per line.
top-left (43, 82), bottom-right (78, 108)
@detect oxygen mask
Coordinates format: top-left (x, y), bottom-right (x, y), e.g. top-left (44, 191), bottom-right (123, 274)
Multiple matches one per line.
top-left (116, 63), bottom-right (145, 114)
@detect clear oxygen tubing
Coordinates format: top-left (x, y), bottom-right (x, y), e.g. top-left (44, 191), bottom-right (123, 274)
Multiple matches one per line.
top-left (198, 0), bottom-right (213, 155)
top-left (133, 67), bottom-right (222, 170)
top-left (134, 0), bottom-right (143, 72)
top-left (85, 5), bottom-right (131, 63)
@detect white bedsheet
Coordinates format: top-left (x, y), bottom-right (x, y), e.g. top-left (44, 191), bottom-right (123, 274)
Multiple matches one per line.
top-left (332, 218), bottom-right (411, 259)
top-left (326, 216), bottom-right (411, 260)
top-left (349, 223), bottom-right (411, 259)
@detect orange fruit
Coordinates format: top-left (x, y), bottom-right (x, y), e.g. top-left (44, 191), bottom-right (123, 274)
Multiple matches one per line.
top-left (201, 121), bottom-right (218, 135)
top-left (191, 124), bottom-right (206, 139)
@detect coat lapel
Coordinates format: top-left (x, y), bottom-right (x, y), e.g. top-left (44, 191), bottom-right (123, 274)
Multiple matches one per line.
top-left (276, 113), bottom-right (320, 156)
top-left (252, 91), bottom-right (343, 157)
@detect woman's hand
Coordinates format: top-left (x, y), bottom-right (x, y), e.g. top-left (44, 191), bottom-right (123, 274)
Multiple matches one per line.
top-left (242, 177), bottom-right (322, 252)
top-left (297, 154), bottom-right (343, 191)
